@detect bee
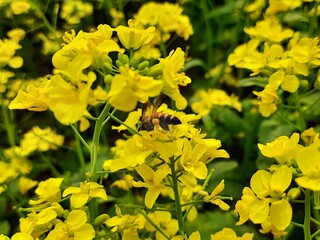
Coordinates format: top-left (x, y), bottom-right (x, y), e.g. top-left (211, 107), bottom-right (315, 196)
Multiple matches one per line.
top-left (140, 96), bottom-right (182, 131)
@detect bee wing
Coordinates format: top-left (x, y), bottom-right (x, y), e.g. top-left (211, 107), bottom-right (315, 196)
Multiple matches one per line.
top-left (142, 101), bottom-right (154, 118)
top-left (152, 94), bottom-right (166, 112)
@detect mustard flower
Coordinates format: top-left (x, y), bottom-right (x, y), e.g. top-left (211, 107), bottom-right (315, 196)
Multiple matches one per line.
top-left (103, 135), bottom-right (153, 172)
top-left (157, 47), bottom-right (191, 109)
top-left (20, 126), bottom-right (64, 155)
top-left (287, 36), bottom-right (320, 66)
top-left (266, 0), bottom-right (302, 15)
top-left (0, 36), bottom-right (23, 68)
top-left (202, 180), bottom-right (230, 211)
top-left (110, 8), bottom-right (124, 27)
top-left (132, 163), bottom-right (170, 208)
top-left (116, 19), bottom-right (156, 50)
top-left (9, 0), bottom-right (31, 15)
top-left (145, 211), bottom-right (178, 240)
top-left (0, 70), bottom-right (14, 93)
top-left (111, 174), bottom-right (134, 190)
top-left (108, 66), bottom-right (162, 112)
top-left (295, 137), bottom-right (320, 191)
top-left (46, 210), bottom-right (95, 240)
top-left (191, 88), bottom-right (242, 117)
top-left (29, 178), bottom-right (64, 205)
top-left (20, 208), bottom-right (58, 237)
top-left (178, 138), bottom-right (209, 179)
top-left (52, 24), bottom-right (123, 70)
top-left (172, 231), bottom-right (201, 240)
top-left (235, 166), bottom-right (293, 234)
top-left (258, 132), bottom-right (302, 164)
top-left (60, 0), bottom-right (93, 25)
top-left (134, 2), bottom-right (193, 41)
top-left (0, 161), bottom-right (17, 185)
top-left (11, 233), bottom-right (33, 240)
top-left (8, 78), bottom-right (49, 112)
top-left (301, 127), bottom-right (318, 145)
top-left (253, 84), bottom-right (280, 117)
top-left (44, 74), bottom-right (94, 125)
top-left (105, 207), bottom-right (146, 240)
top-left (63, 181), bottom-right (107, 208)
top-left (211, 228), bottom-right (253, 240)
top-left (228, 39), bottom-right (260, 69)
top-left (18, 176), bottom-right (38, 194)
top-left (244, 17), bottom-right (294, 43)
top-left (244, 0), bottom-right (266, 19)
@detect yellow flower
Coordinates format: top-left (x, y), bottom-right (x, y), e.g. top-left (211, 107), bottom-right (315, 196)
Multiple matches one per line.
top-left (10, 0), bottom-right (31, 15)
top-left (46, 210), bottom-right (95, 240)
top-left (211, 228), bottom-right (253, 240)
top-left (258, 132), bottom-right (302, 164)
top-left (111, 174), bottom-right (134, 191)
top-left (266, 0), bottom-right (302, 15)
top-left (107, 66), bottom-right (162, 112)
top-left (116, 19), bottom-right (156, 50)
top-left (18, 176), bottom-right (38, 194)
top-left (134, 2), bottom-right (193, 41)
top-left (191, 88), bottom-right (242, 117)
top-left (132, 164), bottom-right (170, 208)
top-left (11, 233), bottom-right (34, 240)
top-left (244, 17), bottom-right (294, 43)
top-left (20, 126), bottom-right (64, 155)
top-left (0, 36), bottom-right (23, 68)
top-left (158, 47), bottom-right (191, 109)
top-left (295, 137), bottom-right (320, 191)
top-left (203, 180), bottom-right (230, 211)
top-left (228, 39), bottom-right (260, 68)
top-left (253, 84), bottom-right (280, 117)
top-left (63, 181), bottom-right (107, 208)
top-left (145, 211), bottom-right (178, 240)
top-left (29, 178), bottom-right (64, 205)
top-left (60, 0), bottom-right (93, 25)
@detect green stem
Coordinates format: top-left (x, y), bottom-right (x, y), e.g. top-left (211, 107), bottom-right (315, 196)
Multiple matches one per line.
top-left (304, 190), bottom-right (311, 240)
top-left (74, 128), bottom-right (87, 172)
top-left (106, 111), bottom-right (140, 135)
top-left (70, 124), bottom-right (91, 153)
top-left (90, 103), bottom-right (111, 181)
top-left (295, 92), bottom-right (306, 131)
top-left (169, 157), bottom-right (185, 236)
top-left (1, 96), bottom-right (16, 147)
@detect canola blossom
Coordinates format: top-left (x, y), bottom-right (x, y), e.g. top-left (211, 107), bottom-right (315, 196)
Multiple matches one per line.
top-left (1, 0), bottom-right (320, 239)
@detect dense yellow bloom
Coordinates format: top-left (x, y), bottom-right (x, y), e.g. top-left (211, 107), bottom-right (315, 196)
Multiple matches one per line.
top-left (29, 178), bottom-right (64, 205)
top-left (253, 84), bottom-right (280, 117)
top-left (258, 132), bottom-right (302, 164)
top-left (134, 2), bottom-right (193, 41)
top-left (0, 35), bottom-right (23, 68)
top-left (116, 19), bottom-right (156, 50)
top-left (105, 207), bottom-right (146, 239)
top-left (52, 24), bottom-right (123, 70)
top-left (46, 210), bottom-right (95, 240)
top-left (145, 211), bottom-right (178, 240)
top-left (191, 88), bottom-right (242, 117)
top-left (20, 126), bottom-right (64, 155)
top-left (266, 0), bottom-right (303, 15)
top-left (244, 17), bottom-right (294, 43)
top-left (295, 136), bottom-right (320, 191)
top-left (107, 66), bottom-right (162, 111)
top-left (132, 164), bottom-right (170, 208)
top-left (18, 176), bottom-right (38, 194)
top-left (0, 70), bottom-right (14, 93)
top-left (63, 181), bottom-right (107, 208)
top-left (60, 0), bottom-right (93, 25)
top-left (211, 228), bottom-right (253, 240)
top-left (10, 0), bottom-right (31, 15)
top-left (157, 47), bottom-right (191, 109)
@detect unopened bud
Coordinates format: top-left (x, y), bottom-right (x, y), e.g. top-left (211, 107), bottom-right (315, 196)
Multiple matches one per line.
top-left (95, 214), bottom-right (110, 224)
top-left (287, 187), bottom-right (301, 200)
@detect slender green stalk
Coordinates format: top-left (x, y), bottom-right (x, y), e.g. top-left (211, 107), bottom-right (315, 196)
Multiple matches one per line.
top-left (106, 111), bottom-right (140, 135)
top-left (70, 124), bottom-right (91, 153)
top-left (74, 128), bottom-right (87, 172)
top-left (169, 157), bottom-right (185, 236)
top-left (294, 92), bottom-right (306, 131)
top-left (138, 209), bottom-right (170, 240)
top-left (90, 103), bottom-right (111, 181)
top-left (1, 95), bottom-right (16, 147)
top-left (304, 190), bottom-right (311, 240)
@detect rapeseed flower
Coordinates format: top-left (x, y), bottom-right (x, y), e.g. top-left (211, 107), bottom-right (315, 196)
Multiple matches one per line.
top-left (0, 34), bottom-right (23, 68)
top-left (60, 0), bottom-right (93, 25)
top-left (145, 211), bottom-right (178, 240)
top-left (30, 178), bottom-right (64, 205)
top-left (258, 132), bottom-right (302, 164)
top-left (202, 180), bottom-right (230, 211)
top-left (45, 210), bottom-right (95, 240)
top-left (63, 181), bottom-right (107, 208)
top-left (132, 163), bottom-right (170, 208)
top-left (107, 66), bottom-right (162, 111)
top-left (253, 84), bottom-right (280, 117)
top-left (295, 136), bottom-right (320, 191)
top-left (116, 19), bottom-right (156, 50)
top-left (18, 176), bottom-right (38, 194)
top-left (211, 227), bottom-right (253, 240)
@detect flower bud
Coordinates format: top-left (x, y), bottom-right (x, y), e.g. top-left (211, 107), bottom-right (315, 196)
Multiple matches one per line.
top-left (95, 214), bottom-right (110, 224)
top-left (287, 187), bottom-right (301, 200)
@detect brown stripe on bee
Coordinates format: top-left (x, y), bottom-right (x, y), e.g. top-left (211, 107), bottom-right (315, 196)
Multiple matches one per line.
top-left (152, 113), bottom-right (181, 125)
